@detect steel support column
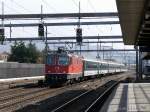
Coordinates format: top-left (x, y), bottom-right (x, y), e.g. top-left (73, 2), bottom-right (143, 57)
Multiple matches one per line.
top-left (136, 46), bottom-right (139, 80)
top-left (139, 47), bottom-right (143, 80)
top-left (45, 26), bottom-right (48, 64)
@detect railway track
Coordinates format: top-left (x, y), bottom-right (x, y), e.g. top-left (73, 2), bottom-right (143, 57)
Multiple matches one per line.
top-left (0, 88), bottom-right (24, 95)
top-left (0, 88), bottom-right (47, 102)
top-left (85, 81), bottom-right (120, 112)
top-left (0, 83), bottom-right (47, 99)
top-left (0, 78), bottom-right (99, 112)
top-left (0, 86), bottom-right (69, 112)
top-left (0, 72), bottom-right (130, 112)
top-left (51, 76), bottom-right (125, 112)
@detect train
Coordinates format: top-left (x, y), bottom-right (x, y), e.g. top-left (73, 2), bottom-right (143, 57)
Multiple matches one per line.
top-left (143, 66), bottom-right (150, 76)
top-left (45, 48), bottom-right (127, 85)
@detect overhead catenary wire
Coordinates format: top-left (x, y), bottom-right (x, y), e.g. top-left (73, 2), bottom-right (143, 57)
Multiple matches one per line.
top-left (0, 0), bottom-right (37, 34)
top-left (0, 0), bottom-right (120, 44)
top-left (1, 0), bottom-right (62, 39)
top-left (71, 0), bottom-right (91, 32)
top-left (87, 0), bottom-right (103, 35)
top-left (0, 0), bottom-right (34, 40)
top-left (87, 0), bottom-right (118, 58)
top-left (86, 0), bottom-right (105, 54)
top-left (42, 0), bottom-right (57, 12)
top-left (10, 0), bottom-right (32, 13)
top-left (0, 0), bottom-right (33, 14)
top-left (2, 4), bottom-right (20, 14)
top-left (72, 0), bottom-right (79, 8)
top-left (41, 0), bottom-right (65, 38)
top-left (87, 0), bottom-right (96, 12)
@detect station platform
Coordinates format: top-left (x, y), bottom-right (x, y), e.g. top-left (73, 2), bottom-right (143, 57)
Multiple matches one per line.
top-left (100, 83), bottom-right (150, 112)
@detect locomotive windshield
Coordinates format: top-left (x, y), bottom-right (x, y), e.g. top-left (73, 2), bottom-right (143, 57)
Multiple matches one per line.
top-left (58, 56), bottom-right (69, 65)
top-left (47, 55), bottom-right (54, 65)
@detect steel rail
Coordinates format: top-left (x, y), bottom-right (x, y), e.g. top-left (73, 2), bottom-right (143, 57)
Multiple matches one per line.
top-left (85, 80), bottom-right (120, 112)
top-left (51, 90), bottom-right (93, 112)
top-left (51, 78), bottom-right (122, 112)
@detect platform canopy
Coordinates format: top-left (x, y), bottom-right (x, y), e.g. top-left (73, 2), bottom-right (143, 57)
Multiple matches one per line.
top-left (116, 0), bottom-right (150, 46)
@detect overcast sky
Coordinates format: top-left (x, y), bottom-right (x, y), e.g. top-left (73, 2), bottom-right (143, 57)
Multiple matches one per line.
top-left (0, 0), bottom-right (134, 53)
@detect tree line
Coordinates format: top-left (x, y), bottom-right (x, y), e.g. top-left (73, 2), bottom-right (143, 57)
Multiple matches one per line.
top-left (8, 41), bottom-right (45, 63)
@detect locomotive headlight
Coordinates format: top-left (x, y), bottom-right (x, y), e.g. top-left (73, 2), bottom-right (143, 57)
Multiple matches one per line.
top-left (63, 71), bottom-right (66, 73)
top-left (48, 70), bottom-right (51, 73)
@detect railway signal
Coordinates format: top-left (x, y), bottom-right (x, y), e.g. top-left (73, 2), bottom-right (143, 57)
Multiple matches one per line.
top-left (38, 23), bottom-right (44, 37)
top-left (0, 28), bottom-right (5, 45)
top-left (76, 27), bottom-right (82, 44)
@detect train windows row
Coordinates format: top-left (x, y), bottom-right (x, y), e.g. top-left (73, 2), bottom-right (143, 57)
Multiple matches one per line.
top-left (84, 61), bottom-right (124, 71)
top-left (47, 55), bottom-right (82, 66)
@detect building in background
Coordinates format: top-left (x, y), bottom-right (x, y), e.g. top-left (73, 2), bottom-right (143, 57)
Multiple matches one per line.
top-left (0, 52), bottom-right (9, 62)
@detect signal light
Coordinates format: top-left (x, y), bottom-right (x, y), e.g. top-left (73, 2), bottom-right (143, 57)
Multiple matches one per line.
top-left (0, 28), bottom-right (5, 45)
top-left (76, 28), bottom-right (82, 43)
top-left (38, 23), bottom-right (44, 37)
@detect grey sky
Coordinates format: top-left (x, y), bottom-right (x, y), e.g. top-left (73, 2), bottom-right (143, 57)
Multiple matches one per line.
top-left (0, 0), bottom-right (133, 52)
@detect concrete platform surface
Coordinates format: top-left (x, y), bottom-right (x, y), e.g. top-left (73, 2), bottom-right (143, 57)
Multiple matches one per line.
top-left (100, 83), bottom-right (150, 112)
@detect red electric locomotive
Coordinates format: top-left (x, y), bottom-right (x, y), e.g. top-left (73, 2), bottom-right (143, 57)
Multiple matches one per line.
top-left (45, 48), bottom-right (127, 85)
top-left (45, 48), bottom-right (83, 85)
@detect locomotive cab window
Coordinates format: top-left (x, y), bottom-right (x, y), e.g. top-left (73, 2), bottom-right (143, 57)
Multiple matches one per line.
top-left (58, 56), bottom-right (69, 65)
top-left (47, 55), bottom-right (54, 65)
